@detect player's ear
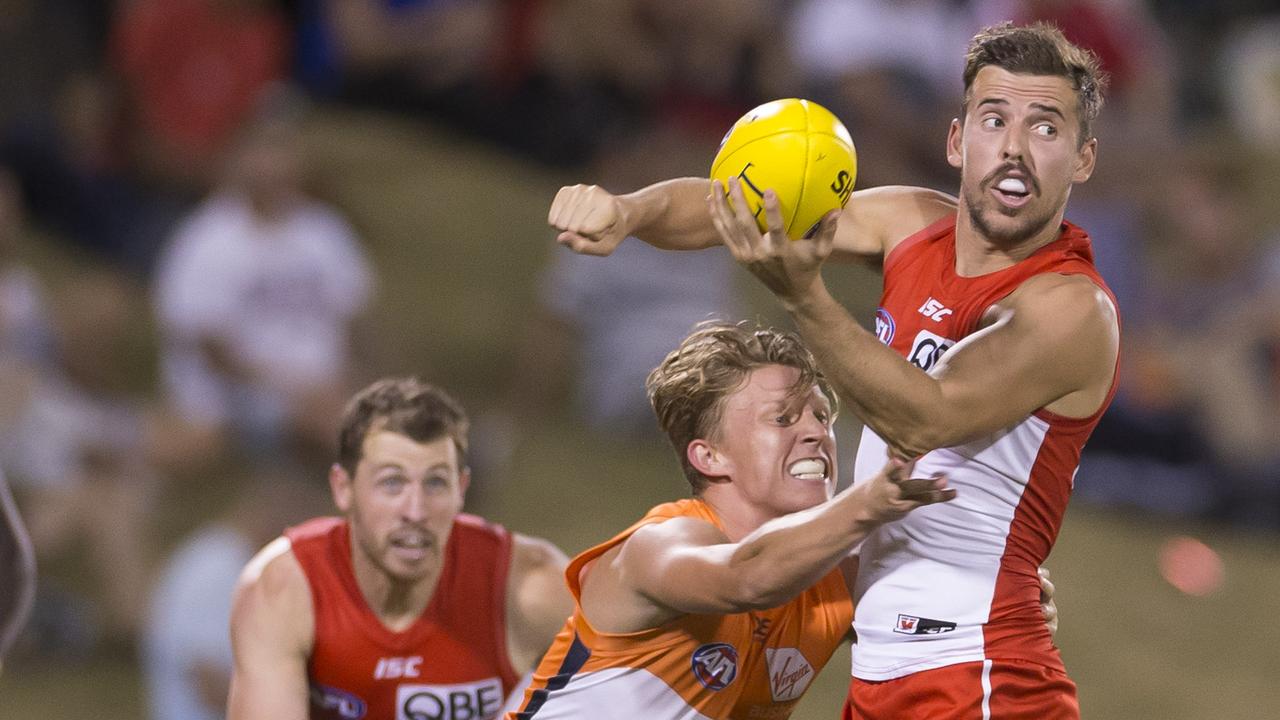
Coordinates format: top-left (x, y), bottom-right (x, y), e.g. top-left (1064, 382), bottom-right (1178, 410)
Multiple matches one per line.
top-left (329, 463), bottom-right (353, 512)
top-left (458, 467), bottom-right (471, 500)
top-left (946, 118), bottom-right (963, 169)
top-left (688, 440), bottom-right (732, 479)
top-left (1072, 136), bottom-right (1097, 183)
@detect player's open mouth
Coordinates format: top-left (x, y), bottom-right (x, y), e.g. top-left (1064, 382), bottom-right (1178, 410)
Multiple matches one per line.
top-left (390, 532), bottom-right (433, 562)
top-left (788, 458), bottom-right (828, 482)
top-left (991, 176), bottom-right (1032, 208)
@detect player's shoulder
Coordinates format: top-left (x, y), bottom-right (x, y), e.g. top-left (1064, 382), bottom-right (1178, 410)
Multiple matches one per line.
top-left (232, 537), bottom-right (312, 629)
top-left (622, 515), bottom-right (728, 556)
top-left (231, 537), bottom-right (315, 660)
top-left (999, 273), bottom-right (1120, 360)
top-left (1010, 272), bottom-right (1118, 328)
top-left (841, 186), bottom-right (957, 260)
top-left (510, 532), bottom-right (570, 579)
top-left (850, 186), bottom-right (957, 227)
top-left (506, 532), bottom-right (573, 671)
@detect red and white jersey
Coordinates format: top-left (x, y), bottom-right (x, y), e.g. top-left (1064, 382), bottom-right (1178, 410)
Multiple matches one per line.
top-left (511, 499), bottom-right (851, 720)
top-left (286, 515), bottom-right (519, 720)
top-left (849, 216), bottom-right (1118, 681)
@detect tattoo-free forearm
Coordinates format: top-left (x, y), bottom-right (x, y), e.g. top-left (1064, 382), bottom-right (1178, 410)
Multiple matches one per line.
top-left (725, 481), bottom-right (884, 609)
top-left (620, 178), bottom-right (724, 250)
top-left (787, 283), bottom-right (950, 457)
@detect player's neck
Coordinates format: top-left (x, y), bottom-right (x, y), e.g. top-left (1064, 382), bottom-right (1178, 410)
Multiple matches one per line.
top-left (350, 545), bottom-right (442, 633)
top-left (953, 206), bottom-right (1066, 277)
top-left (699, 489), bottom-right (779, 543)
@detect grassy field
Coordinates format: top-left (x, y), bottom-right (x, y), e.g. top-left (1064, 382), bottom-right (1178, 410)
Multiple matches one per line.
top-left (1, 107), bottom-right (1277, 719)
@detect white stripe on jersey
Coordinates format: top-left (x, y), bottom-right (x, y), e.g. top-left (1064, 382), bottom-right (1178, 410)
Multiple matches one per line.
top-left (526, 667), bottom-right (717, 720)
top-left (849, 415), bottom-right (1050, 680)
top-left (981, 658), bottom-right (993, 719)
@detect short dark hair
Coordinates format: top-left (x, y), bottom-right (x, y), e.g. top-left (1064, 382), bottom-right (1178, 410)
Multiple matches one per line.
top-left (646, 321), bottom-right (837, 494)
top-left (337, 378), bottom-right (469, 475)
top-left (963, 22), bottom-right (1109, 140)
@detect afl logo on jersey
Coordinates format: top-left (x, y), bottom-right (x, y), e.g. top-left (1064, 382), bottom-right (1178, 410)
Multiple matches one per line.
top-left (690, 642), bottom-right (739, 691)
top-left (310, 684), bottom-right (368, 719)
top-left (874, 308), bottom-right (895, 344)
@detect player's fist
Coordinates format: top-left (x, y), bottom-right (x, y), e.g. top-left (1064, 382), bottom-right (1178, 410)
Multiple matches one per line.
top-left (549, 184), bottom-right (629, 256)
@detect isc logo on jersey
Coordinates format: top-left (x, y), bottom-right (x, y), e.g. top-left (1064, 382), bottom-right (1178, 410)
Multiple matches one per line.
top-left (765, 648), bottom-right (814, 702)
top-left (395, 678), bottom-right (504, 720)
top-left (690, 642), bottom-right (739, 690)
top-left (907, 329), bottom-right (954, 372)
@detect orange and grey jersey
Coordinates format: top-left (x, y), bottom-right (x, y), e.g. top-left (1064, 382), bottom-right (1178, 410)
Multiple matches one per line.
top-left (509, 499), bottom-right (851, 720)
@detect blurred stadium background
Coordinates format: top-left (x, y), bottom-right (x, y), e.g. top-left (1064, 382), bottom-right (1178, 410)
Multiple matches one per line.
top-left (0, 1), bottom-right (1278, 718)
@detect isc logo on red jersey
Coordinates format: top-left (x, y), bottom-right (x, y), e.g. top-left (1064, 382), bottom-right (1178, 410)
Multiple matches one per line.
top-left (375, 656), bottom-right (423, 680)
top-left (917, 297), bottom-right (953, 322)
top-left (690, 642), bottom-right (739, 691)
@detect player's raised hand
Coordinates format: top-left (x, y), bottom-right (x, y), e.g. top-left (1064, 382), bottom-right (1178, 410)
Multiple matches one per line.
top-left (710, 178), bottom-right (839, 308)
top-left (859, 456), bottom-right (956, 524)
top-left (549, 184), bottom-right (629, 256)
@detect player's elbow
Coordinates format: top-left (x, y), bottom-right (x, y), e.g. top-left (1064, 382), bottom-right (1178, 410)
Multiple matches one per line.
top-left (876, 411), bottom-right (956, 458)
top-left (726, 577), bottom-right (790, 611)
top-left (888, 427), bottom-right (947, 458)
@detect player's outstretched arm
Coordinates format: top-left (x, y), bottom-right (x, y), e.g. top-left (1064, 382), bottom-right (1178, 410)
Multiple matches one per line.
top-left (549, 178), bottom-right (719, 256)
top-left (227, 538), bottom-right (313, 720)
top-left (550, 179), bottom-right (954, 262)
top-left (583, 458), bottom-right (952, 631)
top-left (504, 533), bottom-right (573, 673)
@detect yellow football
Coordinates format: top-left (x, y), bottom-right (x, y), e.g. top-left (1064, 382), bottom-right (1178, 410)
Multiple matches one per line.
top-left (710, 98), bottom-right (857, 238)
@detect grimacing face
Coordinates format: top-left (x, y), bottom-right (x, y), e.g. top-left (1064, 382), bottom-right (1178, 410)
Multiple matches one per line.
top-left (948, 66), bottom-right (1097, 248)
top-left (692, 364), bottom-right (837, 516)
top-left (329, 430), bottom-right (468, 584)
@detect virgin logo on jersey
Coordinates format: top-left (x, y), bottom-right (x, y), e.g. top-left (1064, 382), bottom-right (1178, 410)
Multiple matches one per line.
top-left (874, 308), bottom-right (895, 344)
top-left (893, 613), bottom-right (957, 635)
top-left (395, 678), bottom-right (504, 720)
top-left (310, 684), bottom-right (368, 719)
top-left (690, 642), bottom-right (739, 690)
top-left (765, 647), bottom-right (814, 702)
top-left (907, 330), bottom-right (954, 372)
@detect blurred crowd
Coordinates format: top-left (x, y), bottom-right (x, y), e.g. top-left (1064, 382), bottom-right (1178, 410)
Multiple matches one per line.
top-left (0, 0), bottom-right (1278, 718)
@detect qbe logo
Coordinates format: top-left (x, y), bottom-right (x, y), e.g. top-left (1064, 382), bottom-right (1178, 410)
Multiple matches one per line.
top-left (690, 642), bottom-right (739, 690)
top-left (907, 330), bottom-right (954, 372)
top-left (874, 308), bottom-right (895, 344)
top-left (395, 678), bottom-right (504, 720)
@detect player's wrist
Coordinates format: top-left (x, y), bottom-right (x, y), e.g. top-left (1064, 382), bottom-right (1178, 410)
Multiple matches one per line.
top-left (845, 482), bottom-right (891, 528)
top-left (618, 187), bottom-right (666, 240)
top-left (780, 278), bottom-right (834, 315)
